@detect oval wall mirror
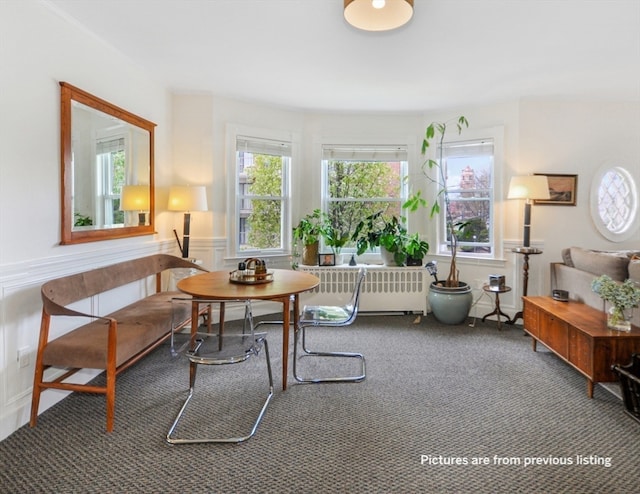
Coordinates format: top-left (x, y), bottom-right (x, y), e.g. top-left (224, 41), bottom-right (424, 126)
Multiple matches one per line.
top-left (60, 82), bottom-right (156, 244)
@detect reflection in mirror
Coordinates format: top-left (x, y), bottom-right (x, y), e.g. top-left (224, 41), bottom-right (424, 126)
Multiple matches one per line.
top-left (60, 82), bottom-right (156, 244)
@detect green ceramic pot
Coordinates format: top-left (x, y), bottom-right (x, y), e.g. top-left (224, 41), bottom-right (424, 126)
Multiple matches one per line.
top-left (428, 281), bottom-right (473, 325)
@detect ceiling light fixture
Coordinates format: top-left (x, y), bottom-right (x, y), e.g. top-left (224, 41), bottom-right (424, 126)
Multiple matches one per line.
top-left (344, 0), bottom-right (414, 32)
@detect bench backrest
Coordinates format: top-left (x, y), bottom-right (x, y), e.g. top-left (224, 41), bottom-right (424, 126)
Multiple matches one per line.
top-left (41, 254), bottom-right (206, 316)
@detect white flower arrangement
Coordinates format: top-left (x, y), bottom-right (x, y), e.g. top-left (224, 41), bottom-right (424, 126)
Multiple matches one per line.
top-left (591, 275), bottom-right (640, 327)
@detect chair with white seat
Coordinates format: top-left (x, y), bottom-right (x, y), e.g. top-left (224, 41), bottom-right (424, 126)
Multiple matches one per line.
top-left (166, 299), bottom-right (273, 444)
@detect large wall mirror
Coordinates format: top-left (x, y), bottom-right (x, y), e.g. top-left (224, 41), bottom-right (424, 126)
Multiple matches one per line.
top-left (60, 82), bottom-right (156, 244)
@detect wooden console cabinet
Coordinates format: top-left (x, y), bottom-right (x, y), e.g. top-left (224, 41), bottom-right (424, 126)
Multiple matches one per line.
top-left (523, 296), bottom-right (640, 398)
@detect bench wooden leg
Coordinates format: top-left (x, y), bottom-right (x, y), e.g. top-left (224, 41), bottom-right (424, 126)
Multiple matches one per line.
top-left (30, 310), bottom-right (50, 428)
top-left (30, 382), bottom-right (43, 428)
top-left (106, 319), bottom-right (117, 432)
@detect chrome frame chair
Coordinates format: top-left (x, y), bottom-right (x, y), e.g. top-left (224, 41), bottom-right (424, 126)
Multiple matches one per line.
top-left (166, 299), bottom-right (273, 444)
top-left (256, 267), bottom-right (366, 384)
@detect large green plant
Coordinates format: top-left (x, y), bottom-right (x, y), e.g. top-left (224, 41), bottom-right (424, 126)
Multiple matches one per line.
top-left (403, 116), bottom-right (469, 287)
top-left (352, 211), bottom-right (408, 266)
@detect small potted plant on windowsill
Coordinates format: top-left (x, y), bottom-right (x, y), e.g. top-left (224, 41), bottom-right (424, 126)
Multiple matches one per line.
top-left (404, 233), bottom-right (429, 266)
top-left (293, 209), bottom-right (328, 266)
top-left (352, 211), bottom-right (408, 266)
top-left (323, 223), bottom-right (350, 265)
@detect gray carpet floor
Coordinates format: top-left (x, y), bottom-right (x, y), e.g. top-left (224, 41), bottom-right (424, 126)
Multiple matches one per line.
top-left (1, 314), bottom-right (638, 493)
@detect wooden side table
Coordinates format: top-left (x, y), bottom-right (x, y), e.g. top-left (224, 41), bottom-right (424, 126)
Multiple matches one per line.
top-left (507, 247), bottom-right (542, 325)
top-left (481, 285), bottom-right (512, 329)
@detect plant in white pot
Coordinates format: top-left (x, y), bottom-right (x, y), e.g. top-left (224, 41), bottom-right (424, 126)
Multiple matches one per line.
top-left (352, 211), bottom-right (409, 266)
top-left (404, 116), bottom-right (473, 324)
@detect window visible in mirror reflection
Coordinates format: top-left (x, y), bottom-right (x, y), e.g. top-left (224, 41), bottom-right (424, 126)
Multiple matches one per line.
top-left (70, 100), bottom-right (150, 231)
top-left (60, 82), bottom-right (156, 244)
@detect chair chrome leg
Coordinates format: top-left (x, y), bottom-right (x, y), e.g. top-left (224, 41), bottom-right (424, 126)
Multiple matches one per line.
top-left (166, 337), bottom-right (274, 445)
top-left (293, 326), bottom-right (366, 384)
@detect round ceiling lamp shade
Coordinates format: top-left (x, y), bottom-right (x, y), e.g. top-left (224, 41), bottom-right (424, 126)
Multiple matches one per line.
top-left (344, 0), bottom-right (414, 32)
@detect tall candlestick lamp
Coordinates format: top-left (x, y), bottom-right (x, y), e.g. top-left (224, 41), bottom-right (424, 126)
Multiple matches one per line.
top-left (507, 175), bottom-right (550, 248)
top-left (168, 185), bottom-right (208, 259)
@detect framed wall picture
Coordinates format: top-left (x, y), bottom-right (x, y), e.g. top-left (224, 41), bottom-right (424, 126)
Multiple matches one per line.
top-left (534, 173), bottom-right (578, 206)
top-left (319, 253), bottom-right (335, 266)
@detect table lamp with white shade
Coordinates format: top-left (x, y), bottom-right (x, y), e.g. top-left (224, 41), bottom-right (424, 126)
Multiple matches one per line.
top-left (168, 185), bottom-right (208, 259)
top-left (507, 175), bottom-right (550, 248)
top-left (120, 185), bottom-right (150, 226)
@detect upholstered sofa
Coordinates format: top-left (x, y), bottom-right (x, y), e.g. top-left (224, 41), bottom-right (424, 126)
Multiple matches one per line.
top-left (550, 246), bottom-right (640, 328)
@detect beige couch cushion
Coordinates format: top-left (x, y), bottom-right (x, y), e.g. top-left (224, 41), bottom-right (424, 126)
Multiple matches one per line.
top-left (569, 246), bottom-right (629, 281)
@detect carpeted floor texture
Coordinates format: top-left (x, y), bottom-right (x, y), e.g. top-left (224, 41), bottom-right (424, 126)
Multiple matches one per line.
top-left (1, 314), bottom-right (638, 493)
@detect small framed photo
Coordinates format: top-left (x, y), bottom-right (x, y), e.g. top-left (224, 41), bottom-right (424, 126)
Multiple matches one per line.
top-left (534, 173), bottom-right (578, 206)
top-left (318, 253), bottom-right (335, 266)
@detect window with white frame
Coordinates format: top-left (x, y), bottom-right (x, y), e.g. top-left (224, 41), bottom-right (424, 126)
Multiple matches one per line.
top-left (234, 134), bottom-right (291, 255)
top-left (96, 136), bottom-right (126, 226)
top-left (437, 139), bottom-right (494, 257)
top-left (322, 144), bottom-right (408, 251)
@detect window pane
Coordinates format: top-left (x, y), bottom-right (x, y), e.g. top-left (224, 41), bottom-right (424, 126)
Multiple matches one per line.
top-left (440, 139), bottom-right (494, 256)
top-left (246, 155), bottom-right (283, 196)
top-left (98, 140), bottom-right (126, 226)
top-left (242, 199), bottom-right (282, 250)
top-left (598, 168), bottom-right (634, 233)
top-left (324, 149), bottom-right (406, 250)
top-left (328, 161), bottom-right (401, 199)
top-left (236, 134), bottom-right (290, 255)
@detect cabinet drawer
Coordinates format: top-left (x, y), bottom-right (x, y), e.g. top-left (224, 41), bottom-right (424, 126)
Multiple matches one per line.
top-left (540, 312), bottom-right (569, 358)
top-left (568, 326), bottom-right (593, 374)
top-left (523, 300), bottom-right (539, 338)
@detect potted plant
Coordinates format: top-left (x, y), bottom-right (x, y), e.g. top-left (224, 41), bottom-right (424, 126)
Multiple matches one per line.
top-left (352, 211), bottom-right (408, 266)
top-left (293, 209), bottom-right (327, 266)
top-left (404, 233), bottom-right (429, 266)
top-left (404, 116), bottom-right (473, 324)
top-left (591, 275), bottom-right (640, 332)
top-left (323, 223), bottom-right (350, 265)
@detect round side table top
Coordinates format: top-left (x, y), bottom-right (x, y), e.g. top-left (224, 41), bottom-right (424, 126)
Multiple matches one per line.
top-left (482, 285), bottom-right (511, 294)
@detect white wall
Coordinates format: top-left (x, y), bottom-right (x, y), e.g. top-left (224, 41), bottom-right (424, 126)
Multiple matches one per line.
top-left (0, 0), bottom-right (173, 440)
top-left (179, 93), bottom-right (639, 322)
top-left (1, 1), bottom-right (638, 441)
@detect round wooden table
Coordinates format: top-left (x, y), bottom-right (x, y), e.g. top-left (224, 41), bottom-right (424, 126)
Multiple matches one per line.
top-left (177, 269), bottom-right (319, 390)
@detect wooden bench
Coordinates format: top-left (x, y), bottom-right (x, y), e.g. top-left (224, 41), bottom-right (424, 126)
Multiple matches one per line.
top-left (30, 254), bottom-right (208, 432)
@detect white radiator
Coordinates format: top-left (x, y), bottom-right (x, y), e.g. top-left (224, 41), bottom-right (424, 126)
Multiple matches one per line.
top-left (298, 265), bottom-right (427, 314)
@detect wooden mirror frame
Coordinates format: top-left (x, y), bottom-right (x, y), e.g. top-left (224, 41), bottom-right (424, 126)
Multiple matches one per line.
top-left (60, 82), bottom-right (156, 244)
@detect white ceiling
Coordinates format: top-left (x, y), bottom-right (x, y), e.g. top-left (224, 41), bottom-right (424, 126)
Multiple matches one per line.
top-left (47, 0), bottom-right (640, 113)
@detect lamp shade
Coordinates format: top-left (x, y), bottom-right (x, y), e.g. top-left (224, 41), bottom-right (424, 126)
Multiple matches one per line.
top-left (507, 176), bottom-right (550, 201)
top-left (167, 185), bottom-right (208, 212)
top-left (344, 0), bottom-right (414, 32)
top-left (120, 185), bottom-right (150, 211)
